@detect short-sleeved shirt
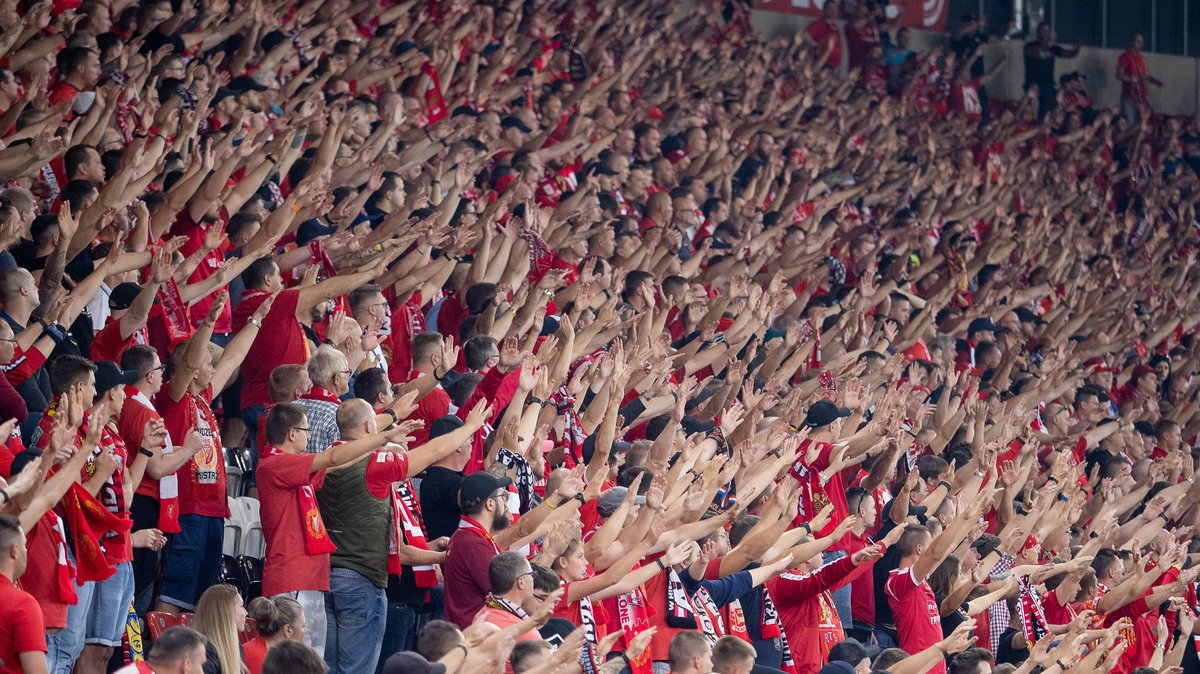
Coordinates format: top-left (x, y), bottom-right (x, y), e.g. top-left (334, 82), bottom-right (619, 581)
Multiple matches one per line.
top-left (418, 466), bottom-right (465, 541)
top-left (1117, 50), bottom-right (1148, 102)
top-left (885, 566), bottom-right (944, 674)
top-left (239, 289), bottom-right (309, 408)
top-left (0, 574), bottom-right (47, 674)
top-left (158, 387), bottom-right (227, 518)
top-left (258, 451), bottom-right (329, 596)
top-left (443, 524), bottom-right (500, 628)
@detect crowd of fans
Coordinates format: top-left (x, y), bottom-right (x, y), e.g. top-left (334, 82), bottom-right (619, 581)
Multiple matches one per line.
top-left (0, 0), bottom-right (1197, 673)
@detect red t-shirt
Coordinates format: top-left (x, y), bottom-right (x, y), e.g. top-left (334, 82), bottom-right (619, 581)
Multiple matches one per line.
top-left (805, 20), bottom-right (843, 68)
top-left (159, 387), bottom-right (227, 518)
top-left (404, 372), bottom-right (450, 448)
top-left (885, 566), bottom-right (944, 674)
top-left (443, 521), bottom-right (502, 628)
top-left (118, 388), bottom-right (164, 501)
top-left (90, 319), bottom-right (147, 363)
top-left (363, 450), bottom-right (410, 498)
top-left (240, 289), bottom-right (310, 409)
top-left (243, 636), bottom-right (267, 674)
top-left (0, 573), bottom-right (47, 674)
top-left (258, 451), bottom-right (329, 596)
top-left (22, 513), bottom-right (69, 629)
top-left (1117, 50), bottom-right (1148, 102)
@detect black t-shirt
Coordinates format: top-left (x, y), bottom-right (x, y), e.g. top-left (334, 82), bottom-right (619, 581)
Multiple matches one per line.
top-left (996, 626), bottom-right (1030, 665)
top-left (418, 466), bottom-right (465, 541)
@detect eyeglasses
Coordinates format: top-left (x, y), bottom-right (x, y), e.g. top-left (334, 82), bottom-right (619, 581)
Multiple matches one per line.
top-left (293, 427), bottom-right (310, 433)
top-left (369, 302), bottom-right (389, 310)
top-left (150, 364), bottom-right (167, 372)
top-left (532, 592), bottom-right (549, 602)
top-left (337, 370), bottom-right (353, 377)
top-left (0, 338), bottom-right (16, 344)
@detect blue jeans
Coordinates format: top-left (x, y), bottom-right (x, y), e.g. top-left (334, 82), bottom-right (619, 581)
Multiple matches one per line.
top-left (822, 549), bottom-right (852, 628)
top-left (50, 577), bottom-right (94, 674)
top-left (240, 404), bottom-right (265, 454)
top-left (325, 568), bottom-right (387, 674)
top-left (160, 514), bottom-right (224, 611)
top-left (378, 603), bottom-right (418, 674)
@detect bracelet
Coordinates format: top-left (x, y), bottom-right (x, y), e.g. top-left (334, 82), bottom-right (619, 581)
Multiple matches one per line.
top-left (248, 318), bottom-right (263, 329)
top-left (138, 447), bottom-right (154, 458)
top-left (1088, 531), bottom-right (1099, 539)
top-left (433, 368), bottom-right (446, 382)
top-left (799, 522), bottom-right (812, 534)
top-left (202, 322), bottom-right (215, 330)
top-left (937, 480), bottom-right (952, 491)
top-left (571, 493), bottom-right (585, 505)
top-left (973, 470), bottom-right (986, 479)
top-left (1045, 476), bottom-right (1059, 484)
top-left (1056, 660), bottom-right (1067, 670)
top-left (454, 644), bottom-right (468, 658)
top-left (655, 558), bottom-right (667, 570)
top-left (0, 487), bottom-right (8, 505)
top-left (528, 396), bottom-right (545, 407)
top-left (545, 497), bottom-right (558, 510)
top-left (292, 204), bottom-right (301, 212)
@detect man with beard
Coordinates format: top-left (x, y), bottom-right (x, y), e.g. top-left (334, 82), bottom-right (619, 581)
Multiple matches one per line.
top-left (443, 469), bottom-right (586, 628)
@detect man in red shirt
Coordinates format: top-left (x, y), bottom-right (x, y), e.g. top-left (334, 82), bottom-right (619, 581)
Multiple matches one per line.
top-left (806, 1), bottom-right (843, 70)
top-left (1116, 33), bottom-right (1161, 125)
top-left (117, 345), bottom-right (200, 616)
top-left (155, 291), bottom-right (266, 616)
top-left (885, 495), bottom-right (986, 674)
top-left (0, 514), bottom-right (46, 674)
top-left (91, 247), bottom-right (173, 364)
top-left (258, 401), bottom-right (422, 657)
top-left (236, 254), bottom-right (394, 452)
top-left (404, 332), bottom-right (453, 447)
top-left (47, 47), bottom-right (100, 116)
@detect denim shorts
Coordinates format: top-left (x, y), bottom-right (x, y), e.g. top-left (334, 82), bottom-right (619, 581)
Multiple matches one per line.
top-left (85, 562), bottom-right (134, 646)
top-left (160, 514), bottom-right (224, 610)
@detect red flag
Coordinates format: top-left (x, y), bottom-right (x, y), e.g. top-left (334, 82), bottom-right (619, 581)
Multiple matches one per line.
top-left (60, 483), bottom-right (131, 583)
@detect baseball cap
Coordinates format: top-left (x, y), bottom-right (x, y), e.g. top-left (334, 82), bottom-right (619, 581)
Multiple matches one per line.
top-left (969, 533), bottom-right (1001, 557)
top-left (581, 434), bottom-right (630, 464)
top-left (382, 652), bottom-right (445, 674)
top-left (803, 399), bottom-right (852, 428)
top-left (500, 116), bottom-right (532, 133)
top-left (429, 415), bottom-right (464, 440)
top-left (967, 317), bottom-right (997, 335)
top-left (94, 361), bottom-right (138, 396)
top-left (597, 486), bottom-right (646, 517)
top-left (458, 472), bottom-right (512, 510)
top-left (108, 282), bottom-right (143, 311)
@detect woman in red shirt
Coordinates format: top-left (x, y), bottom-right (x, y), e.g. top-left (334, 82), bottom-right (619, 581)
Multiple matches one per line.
top-left (243, 596), bottom-right (305, 674)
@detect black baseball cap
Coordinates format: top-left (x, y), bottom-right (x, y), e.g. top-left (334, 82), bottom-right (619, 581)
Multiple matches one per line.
top-left (228, 75), bottom-right (268, 93)
top-left (429, 414), bottom-right (464, 440)
top-left (108, 282), bottom-right (143, 311)
top-left (94, 361), bottom-right (138, 396)
top-left (459, 472), bottom-right (512, 510)
top-left (803, 399), bottom-right (852, 428)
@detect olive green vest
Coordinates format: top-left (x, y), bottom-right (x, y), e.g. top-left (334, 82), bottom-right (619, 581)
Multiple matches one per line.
top-left (318, 454), bottom-right (391, 588)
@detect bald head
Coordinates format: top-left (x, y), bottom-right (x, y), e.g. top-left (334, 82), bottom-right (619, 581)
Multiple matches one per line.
top-left (335, 398), bottom-right (376, 438)
top-left (647, 192), bottom-right (673, 222)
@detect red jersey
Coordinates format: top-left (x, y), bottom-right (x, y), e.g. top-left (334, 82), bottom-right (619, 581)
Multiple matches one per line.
top-left (885, 566), bottom-right (945, 674)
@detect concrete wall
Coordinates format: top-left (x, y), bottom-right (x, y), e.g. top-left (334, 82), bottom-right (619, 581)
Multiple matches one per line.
top-left (750, 10), bottom-right (1200, 117)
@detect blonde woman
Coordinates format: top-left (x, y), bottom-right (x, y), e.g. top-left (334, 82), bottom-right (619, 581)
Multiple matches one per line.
top-left (191, 584), bottom-right (248, 674)
top-left (243, 597), bottom-right (305, 674)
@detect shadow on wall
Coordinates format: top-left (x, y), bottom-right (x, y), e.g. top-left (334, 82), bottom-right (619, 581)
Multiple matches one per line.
top-left (750, 10), bottom-right (1199, 117)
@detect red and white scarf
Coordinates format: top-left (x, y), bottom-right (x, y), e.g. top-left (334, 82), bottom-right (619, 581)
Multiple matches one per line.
top-left (263, 446), bottom-right (336, 554)
top-left (388, 479), bottom-right (437, 587)
top-left (1017, 575), bottom-right (1049, 643)
top-left (129, 390), bottom-right (180, 533)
